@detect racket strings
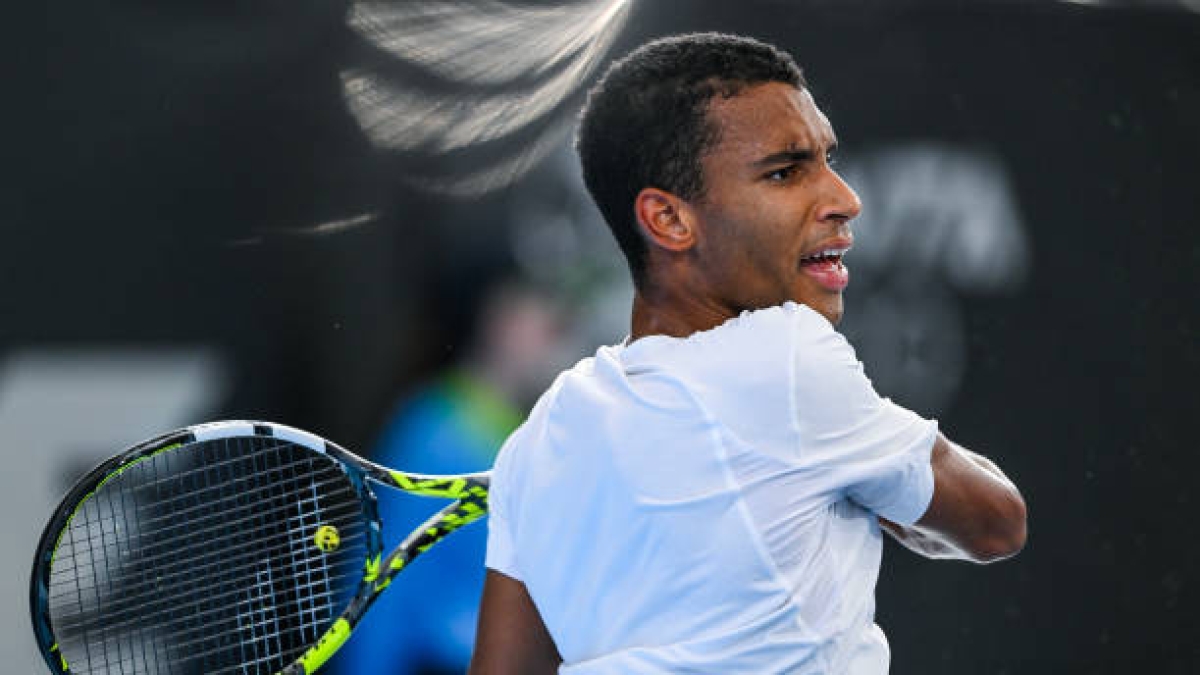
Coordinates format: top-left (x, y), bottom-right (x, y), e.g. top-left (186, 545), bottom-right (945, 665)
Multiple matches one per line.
top-left (48, 466), bottom-right (355, 595)
top-left (47, 437), bottom-right (369, 674)
top-left (70, 439), bottom-right (360, 667)
top-left (49, 528), bottom-right (369, 636)
top-left (48, 481), bottom-right (358, 578)
top-left (71, 449), bottom-right (351, 534)
top-left (118, 499), bottom-right (487, 667)
top-left (47, 477), bottom-right (363, 604)
top-left (89, 578), bottom-right (362, 668)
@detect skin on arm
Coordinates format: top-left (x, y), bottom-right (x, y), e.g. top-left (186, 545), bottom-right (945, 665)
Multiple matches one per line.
top-left (881, 433), bottom-right (1027, 564)
top-left (469, 570), bottom-right (562, 675)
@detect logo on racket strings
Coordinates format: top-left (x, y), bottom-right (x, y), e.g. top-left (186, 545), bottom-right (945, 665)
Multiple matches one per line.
top-left (314, 525), bottom-right (341, 553)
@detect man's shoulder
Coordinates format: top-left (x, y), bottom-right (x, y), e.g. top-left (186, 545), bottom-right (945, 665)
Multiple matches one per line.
top-left (491, 356), bottom-right (591, 465)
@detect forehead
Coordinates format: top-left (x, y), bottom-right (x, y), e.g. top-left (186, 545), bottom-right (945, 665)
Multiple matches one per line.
top-left (704, 82), bottom-right (835, 161)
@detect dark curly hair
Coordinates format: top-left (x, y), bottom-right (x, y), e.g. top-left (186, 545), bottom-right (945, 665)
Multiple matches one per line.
top-left (576, 33), bottom-right (805, 288)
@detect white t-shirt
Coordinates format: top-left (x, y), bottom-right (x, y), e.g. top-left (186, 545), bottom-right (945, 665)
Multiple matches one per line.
top-left (486, 302), bottom-right (937, 674)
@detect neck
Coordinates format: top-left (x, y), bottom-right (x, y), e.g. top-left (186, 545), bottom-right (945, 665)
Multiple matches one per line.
top-left (629, 282), bottom-right (738, 342)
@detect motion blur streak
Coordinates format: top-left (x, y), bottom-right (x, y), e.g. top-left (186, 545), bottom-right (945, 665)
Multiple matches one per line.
top-left (341, 0), bottom-right (632, 194)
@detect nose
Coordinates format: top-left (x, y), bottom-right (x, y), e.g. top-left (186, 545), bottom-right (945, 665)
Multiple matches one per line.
top-left (817, 167), bottom-right (862, 224)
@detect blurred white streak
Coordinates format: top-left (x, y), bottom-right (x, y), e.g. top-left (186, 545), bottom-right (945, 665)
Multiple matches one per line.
top-left (409, 117), bottom-right (574, 196)
top-left (225, 212), bottom-right (379, 245)
top-left (312, 210), bottom-right (376, 230)
top-left (341, 66), bottom-right (577, 151)
top-left (348, 0), bottom-right (631, 86)
top-left (295, 211), bottom-right (380, 235)
top-left (341, 0), bottom-right (631, 193)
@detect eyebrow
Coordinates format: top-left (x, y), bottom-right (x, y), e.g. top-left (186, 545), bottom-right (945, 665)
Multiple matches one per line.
top-left (751, 140), bottom-right (839, 169)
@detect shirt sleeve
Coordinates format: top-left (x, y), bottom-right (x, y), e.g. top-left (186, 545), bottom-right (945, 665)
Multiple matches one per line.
top-left (484, 441), bottom-right (523, 580)
top-left (789, 308), bottom-right (937, 526)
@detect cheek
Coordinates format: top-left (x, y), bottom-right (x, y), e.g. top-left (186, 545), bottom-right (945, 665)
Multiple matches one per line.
top-left (747, 209), bottom-right (805, 266)
top-left (697, 191), bottom-right (803, 273)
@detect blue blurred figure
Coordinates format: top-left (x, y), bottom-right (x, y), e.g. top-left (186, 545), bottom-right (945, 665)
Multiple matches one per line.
top-left (334, 281), bottom-right (563, 675)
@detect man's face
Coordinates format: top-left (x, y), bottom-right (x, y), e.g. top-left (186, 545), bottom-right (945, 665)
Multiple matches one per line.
top-left (685, 82), bottom-right (861, 325)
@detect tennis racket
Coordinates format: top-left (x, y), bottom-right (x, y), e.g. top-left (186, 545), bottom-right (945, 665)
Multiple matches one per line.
top-left (29, 420), bottom-right (490, 675)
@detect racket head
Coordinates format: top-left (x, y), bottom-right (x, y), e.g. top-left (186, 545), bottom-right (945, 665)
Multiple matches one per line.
top-left (30, 421), bottom-right (382, 675)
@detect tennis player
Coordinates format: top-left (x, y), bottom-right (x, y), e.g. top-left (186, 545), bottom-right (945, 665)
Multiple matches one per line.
top-left (469, 33), bottom-right (1027, 674)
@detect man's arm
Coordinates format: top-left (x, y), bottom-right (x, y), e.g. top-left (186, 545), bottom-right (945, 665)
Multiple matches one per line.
top-left (882, 432), bottom-right (1027, 563)
top-left (469, 570), bottom-right (561, 675)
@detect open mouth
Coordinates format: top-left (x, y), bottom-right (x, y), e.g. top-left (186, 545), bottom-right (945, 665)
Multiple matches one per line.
top-left (799, 248), bottom-right (848, 268)
top-left (799, 247), bottom-right (850, 291)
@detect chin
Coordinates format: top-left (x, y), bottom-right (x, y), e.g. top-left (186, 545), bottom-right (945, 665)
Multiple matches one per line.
top-left (794, 295), bottom-right (844, 325)
top-left (820, 304), bottom-right (844, 326)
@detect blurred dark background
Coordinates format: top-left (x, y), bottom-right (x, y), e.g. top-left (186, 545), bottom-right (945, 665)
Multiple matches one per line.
top-left (7, 0), bottom-right (1198, 673)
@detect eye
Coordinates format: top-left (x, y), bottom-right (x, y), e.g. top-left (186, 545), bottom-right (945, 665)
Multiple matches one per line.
top-left (765, 165), bottom-right (797, 182)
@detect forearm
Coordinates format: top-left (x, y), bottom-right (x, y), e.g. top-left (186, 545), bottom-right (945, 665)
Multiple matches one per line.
top-left (884, 435), bottom-right (1026, 563)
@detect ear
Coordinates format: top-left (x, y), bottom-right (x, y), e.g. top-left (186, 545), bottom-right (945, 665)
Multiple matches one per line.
top-left (634, 187), bottom-right (696, 252)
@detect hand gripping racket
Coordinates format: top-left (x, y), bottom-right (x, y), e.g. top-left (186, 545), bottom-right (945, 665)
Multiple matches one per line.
top-left (30, 420), bottom-right (490, 674)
